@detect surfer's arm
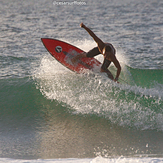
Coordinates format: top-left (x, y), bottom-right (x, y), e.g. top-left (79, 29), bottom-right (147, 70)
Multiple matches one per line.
top-left (111, 56), bottom-right (121, 82)
top-left (80, 23), bottom-right (105, 53)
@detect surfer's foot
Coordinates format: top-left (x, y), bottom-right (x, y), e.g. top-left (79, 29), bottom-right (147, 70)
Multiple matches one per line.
top-left (81, 52), bottom-right (86, 55)
top-left (71, 56), bottom-right (78, 64)
top-left (71, 52), bottom-right (86, 64)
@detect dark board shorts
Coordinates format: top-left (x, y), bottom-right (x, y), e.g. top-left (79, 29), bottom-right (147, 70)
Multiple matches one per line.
top-left (86, 47), bottom-right (111, 71)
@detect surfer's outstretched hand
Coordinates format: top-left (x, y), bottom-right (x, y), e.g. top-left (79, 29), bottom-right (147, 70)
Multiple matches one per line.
top-left (80, 23), bottom-right (86, 28)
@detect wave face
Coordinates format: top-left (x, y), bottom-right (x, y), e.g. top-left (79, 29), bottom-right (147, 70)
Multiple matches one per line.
top-left (33, 56), bottom-right (163, 131)
top-left (0, 56), bottom-right (162, 159)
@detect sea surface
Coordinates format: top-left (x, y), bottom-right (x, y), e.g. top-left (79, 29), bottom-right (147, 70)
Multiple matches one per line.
top-left (0, 0), bottom-right (163, 162)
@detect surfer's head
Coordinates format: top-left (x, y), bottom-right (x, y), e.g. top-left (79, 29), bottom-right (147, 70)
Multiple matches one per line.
top-left (102, 45), bottom-right (112, 58)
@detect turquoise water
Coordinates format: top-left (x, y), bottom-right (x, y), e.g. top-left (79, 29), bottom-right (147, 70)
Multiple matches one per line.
top-left (0, 0), bottom-right (163, 162)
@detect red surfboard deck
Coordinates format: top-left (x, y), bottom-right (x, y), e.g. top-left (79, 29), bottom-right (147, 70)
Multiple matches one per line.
top-left (41, 38), bottom-right (101, 73)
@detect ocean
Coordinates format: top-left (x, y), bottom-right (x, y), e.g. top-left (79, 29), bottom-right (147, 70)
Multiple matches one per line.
top-left (0, 0), bottom-right (163, 162)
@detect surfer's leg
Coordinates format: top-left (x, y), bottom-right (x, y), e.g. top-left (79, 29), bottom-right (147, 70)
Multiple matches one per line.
top-left (72, 47), bottom-right (100, 63)
top-left (101, 59), bottom-right (114, 80)
top-left (86, 47), bottom-right (101, 58)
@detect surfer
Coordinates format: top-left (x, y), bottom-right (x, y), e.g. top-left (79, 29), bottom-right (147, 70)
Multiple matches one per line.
top-left (72, 23), bottom-right (121, 82)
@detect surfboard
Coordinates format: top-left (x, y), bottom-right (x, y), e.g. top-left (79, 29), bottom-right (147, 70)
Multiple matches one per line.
top-left (41, 38), bottom-right (101, 73)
